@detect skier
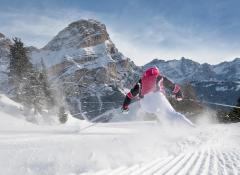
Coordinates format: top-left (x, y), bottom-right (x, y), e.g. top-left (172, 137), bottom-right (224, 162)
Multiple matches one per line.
top-left (121, 66), bottom-right (194, 127)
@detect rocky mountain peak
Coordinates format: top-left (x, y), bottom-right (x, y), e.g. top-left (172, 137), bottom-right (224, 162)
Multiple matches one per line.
top-left (0, 33), bottom-right (5, 38)
top-left (233, 57), bottom-right (240, 62)
top-left (43, 19), bottom-right (110, 51)
top-left (0, 33), bottom-right (12, 51)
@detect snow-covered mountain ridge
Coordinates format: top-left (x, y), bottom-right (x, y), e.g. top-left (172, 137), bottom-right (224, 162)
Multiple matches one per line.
top-left (144, 57), bottom-right (240, 83)
top-left (43, 19), bottom-right (109, 51)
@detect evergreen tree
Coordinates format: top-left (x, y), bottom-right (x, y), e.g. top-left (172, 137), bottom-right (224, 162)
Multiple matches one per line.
top-left (227, 97), bottom-right (240, 122)
top-left (20, 68), bottom-right (44, 114)
top-left (9, 38), bottom-right (32, 100)
top-left (21, 63), bottom-right (56, 114)
top-left (39, 58), bottom-right (55, 108)
top-left (8, 38), bottom-right (55, 114)
top-left (9, 38), bottom-right (32, 78)
top-left (58, 106), bottom-right (68, 124)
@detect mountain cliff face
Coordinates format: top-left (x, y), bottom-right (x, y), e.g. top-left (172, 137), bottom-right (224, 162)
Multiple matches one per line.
top-left (43, 19), bottom-right (110, 51)
top-left (0, 33), bottom-right (12, 92)
top-left (31, 19), bottom-right (141, 120)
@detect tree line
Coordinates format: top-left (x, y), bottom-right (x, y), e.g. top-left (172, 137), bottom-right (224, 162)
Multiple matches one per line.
top-left (8, 38), bottom-right (67, 123)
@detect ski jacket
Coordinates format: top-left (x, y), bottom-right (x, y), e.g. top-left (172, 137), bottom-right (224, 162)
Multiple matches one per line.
top-left (123, 70), bottom-right (181, 109)
top-left (141, 67), bottom-right (163, 95)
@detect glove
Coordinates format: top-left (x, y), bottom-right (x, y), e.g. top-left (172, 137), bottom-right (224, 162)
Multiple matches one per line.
top-left (121, 105), bottom-right (129, 114)
top-left (175, 90), bottom-right (183, 101)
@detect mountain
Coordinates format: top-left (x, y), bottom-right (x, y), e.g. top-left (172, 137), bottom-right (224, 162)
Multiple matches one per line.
top-left (191, 81), bottom-right (240, 107)
top-left (30, 19), bottom-right (141, 120)
top-left (213, 58), bottom-right (240, 81)
top-left (144, 57), bottom-right (240, 83)
top-left (42, 19), bottom-right (110, 51)
top-left (0, 33), bottom-right (12, 92)
top-left (144, 57), bottom-right (240, 106)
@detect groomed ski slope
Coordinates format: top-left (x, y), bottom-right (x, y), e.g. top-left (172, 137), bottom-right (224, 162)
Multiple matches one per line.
top-left (0, 94), bottom-right (240, 175)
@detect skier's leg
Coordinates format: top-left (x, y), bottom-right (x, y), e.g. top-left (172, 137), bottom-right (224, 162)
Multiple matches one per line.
top-left (156, 92), bottom-right (195, 127)
top-left (165, 110), bottom-right (195, 127)
top-left (139, 92), bottom-right (195, 127)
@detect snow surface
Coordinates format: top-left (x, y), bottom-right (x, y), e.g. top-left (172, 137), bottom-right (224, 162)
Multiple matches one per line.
top-left (0, 94), bottom-right (240, 175)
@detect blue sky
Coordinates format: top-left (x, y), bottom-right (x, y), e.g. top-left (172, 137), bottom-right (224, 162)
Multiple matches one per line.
top-left (1, 0), bottom-right (240, 65)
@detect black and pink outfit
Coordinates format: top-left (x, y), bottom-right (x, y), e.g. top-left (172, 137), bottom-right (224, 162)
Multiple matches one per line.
top-left (122, 66), bottom-right (195, 127)
top-left (122, 67), bottom-right (182, 111)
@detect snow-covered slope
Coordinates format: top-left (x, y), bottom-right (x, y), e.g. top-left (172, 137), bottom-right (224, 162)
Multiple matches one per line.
top-left (0, 93), bottom-right (62, 125)
top-left (1, 109), bottom-right (240, 174)
top-left (0, 94), bottom-right (33, 129)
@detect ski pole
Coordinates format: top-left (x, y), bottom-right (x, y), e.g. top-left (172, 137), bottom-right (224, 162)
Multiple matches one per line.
top-left (186, 99), bottom-right (240, 109)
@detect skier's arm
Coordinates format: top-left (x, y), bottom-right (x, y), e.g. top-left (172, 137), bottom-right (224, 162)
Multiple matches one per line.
top-left (122, 79), bottom-right (141, 110)
top-left (158, 76), bottom-right (183, 100)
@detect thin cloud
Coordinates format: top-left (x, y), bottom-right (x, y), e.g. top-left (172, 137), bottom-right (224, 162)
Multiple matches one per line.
top-left (109, 16), bottom-right (240, 65)
top-left (0, 8), bottom-right (98, 48)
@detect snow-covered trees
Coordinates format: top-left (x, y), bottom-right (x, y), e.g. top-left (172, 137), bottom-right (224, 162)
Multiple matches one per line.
top-left (58, 106), bottom-right (68, 123)
top-left (9, 38), bottom-right (32, 100)
top-left (9, 38), bottom-right (55, 114)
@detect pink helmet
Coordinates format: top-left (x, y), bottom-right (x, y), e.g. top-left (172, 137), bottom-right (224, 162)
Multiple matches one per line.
top-left (143, 66), bottom-right (160, 77)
